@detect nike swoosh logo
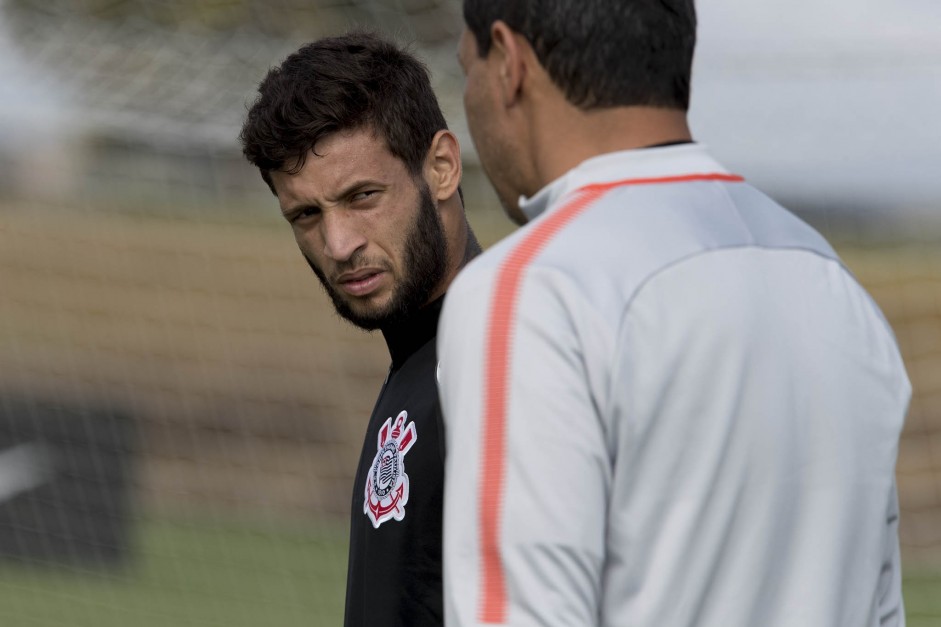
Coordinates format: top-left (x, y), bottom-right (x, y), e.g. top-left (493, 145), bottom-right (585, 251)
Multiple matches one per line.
top-left (0, 442), bottom-right (55, 503)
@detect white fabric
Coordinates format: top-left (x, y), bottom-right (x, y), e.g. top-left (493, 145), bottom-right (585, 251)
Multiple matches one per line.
top-left (438, 144), bottom-right (910, 626)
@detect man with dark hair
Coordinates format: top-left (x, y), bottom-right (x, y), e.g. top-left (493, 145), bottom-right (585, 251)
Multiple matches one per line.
top-left (438, 2), bottom-right (909, 626)
top-left (240, 31), bottom-right (480, 626)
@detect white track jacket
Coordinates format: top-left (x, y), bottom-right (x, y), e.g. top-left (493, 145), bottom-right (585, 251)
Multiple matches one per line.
top-left (437, 144), bottom-right (910, 626)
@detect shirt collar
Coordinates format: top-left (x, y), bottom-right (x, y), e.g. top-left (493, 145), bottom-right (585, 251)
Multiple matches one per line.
top-left (519, 143), bottom-right (729, 221)
top-left (380, 295), bottom-right (443, 369)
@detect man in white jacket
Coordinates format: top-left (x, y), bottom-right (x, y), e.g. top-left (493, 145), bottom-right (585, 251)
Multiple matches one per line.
top-left (437, 1), bottom-right (911, 625)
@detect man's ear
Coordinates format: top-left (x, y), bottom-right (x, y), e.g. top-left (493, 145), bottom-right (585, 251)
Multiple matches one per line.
top-left (425, 130), bottom-right (462, 202)
top-left (490, 20), bottom-right (527, 106)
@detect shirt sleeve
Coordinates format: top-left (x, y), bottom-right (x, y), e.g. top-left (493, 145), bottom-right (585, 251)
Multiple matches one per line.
top-left (438, 266), bottom-right (610, 627)
top-left (878, 484), bottom-right (905, 626)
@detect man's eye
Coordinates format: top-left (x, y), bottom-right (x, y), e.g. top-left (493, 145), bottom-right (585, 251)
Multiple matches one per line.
top-left (351, 190), bottom-right (376, 202)
top-left (289, 206), bottom-right (320, 223)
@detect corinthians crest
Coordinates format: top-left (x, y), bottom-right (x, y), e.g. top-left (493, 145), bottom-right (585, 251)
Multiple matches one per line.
top-left (364, 410), bottom-right (417, 528)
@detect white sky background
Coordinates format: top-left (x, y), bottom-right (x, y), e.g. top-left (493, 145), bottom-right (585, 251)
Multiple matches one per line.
top-left (690, 0), bottom-right (941, 214)
top-left (0, 10), bottom-right (72, 145)
top-left (0, 1), bottom-right (938, 215)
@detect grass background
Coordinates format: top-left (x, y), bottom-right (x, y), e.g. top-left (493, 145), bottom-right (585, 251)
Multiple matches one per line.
top-left (0, 517), bottom-right (937, 626)
top-left (0, 517), bottom-right (348, 627)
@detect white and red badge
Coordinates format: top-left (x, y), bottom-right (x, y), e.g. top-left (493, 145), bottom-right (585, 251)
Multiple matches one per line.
top-left (364, 410), bottom-right (417, 528)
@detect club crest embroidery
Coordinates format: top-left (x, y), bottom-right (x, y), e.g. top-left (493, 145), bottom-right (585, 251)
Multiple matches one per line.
top-left (364, 410), bottom-right (417, 528)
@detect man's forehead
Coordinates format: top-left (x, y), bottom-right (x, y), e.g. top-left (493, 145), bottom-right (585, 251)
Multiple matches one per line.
top-left (457, 28), bottom-right (475, 68)
top-left (295, 126), bottom-right (390, 170)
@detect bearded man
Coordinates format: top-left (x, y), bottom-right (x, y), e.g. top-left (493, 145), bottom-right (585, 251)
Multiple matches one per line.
top-left (240, 31), bottom-right (480, 627)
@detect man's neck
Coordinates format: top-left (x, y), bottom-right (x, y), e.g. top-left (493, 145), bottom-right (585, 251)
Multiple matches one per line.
top-left (530, 105), bottom-right (692, 191)
top-left (380, 296), bottom-right (444, 369)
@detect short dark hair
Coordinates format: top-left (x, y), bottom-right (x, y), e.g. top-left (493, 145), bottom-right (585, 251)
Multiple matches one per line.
top-left (463, 0), bottom-right (696, 110)
top-left (240, 31), bottom-right (449, 192)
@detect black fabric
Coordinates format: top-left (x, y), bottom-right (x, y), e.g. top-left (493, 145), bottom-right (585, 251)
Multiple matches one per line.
top-left (642, 139), bottom-right (694, 149)
top-left (343, 297), bottom-right (446, 627)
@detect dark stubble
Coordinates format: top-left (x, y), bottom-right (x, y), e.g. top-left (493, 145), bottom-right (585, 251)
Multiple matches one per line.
top-left (303, 181), bottom-right (448, 331)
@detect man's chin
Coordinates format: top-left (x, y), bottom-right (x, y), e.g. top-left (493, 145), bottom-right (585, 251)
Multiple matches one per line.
top-left (332, 295), bottom-right (398, 331)
top-left (494, 188), bottom-right (528, 225)
top-left (340, 314), bottom-right (385, 331)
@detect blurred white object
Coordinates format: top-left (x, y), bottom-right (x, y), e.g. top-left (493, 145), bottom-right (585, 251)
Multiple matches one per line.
top-left (691, 0), bottom-right (941, 214)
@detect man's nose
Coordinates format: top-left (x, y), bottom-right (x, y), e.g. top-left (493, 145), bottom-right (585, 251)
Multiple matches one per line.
top-left (320, 211), bottom-right (367, 262)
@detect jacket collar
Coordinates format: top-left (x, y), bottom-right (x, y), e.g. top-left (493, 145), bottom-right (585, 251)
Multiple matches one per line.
top-left (519, 143), bottom-right (730, 221)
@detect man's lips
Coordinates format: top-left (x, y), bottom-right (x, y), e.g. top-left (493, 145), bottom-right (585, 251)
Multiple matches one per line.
top-left (336, 269), bottom-right (386, 297)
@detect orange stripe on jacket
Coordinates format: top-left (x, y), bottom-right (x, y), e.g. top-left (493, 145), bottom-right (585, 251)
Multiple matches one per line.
top-left (476, 172), bottom-right (743, 624)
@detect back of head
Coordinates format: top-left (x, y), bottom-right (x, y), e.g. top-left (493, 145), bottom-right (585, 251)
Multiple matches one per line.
top-left (463, 0), bottom-right (696, 110)
top-left (240, 31), bottom-right (449, 191)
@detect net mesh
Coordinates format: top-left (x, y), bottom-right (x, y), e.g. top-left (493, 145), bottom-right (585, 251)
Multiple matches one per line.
top-left (0, 1), bottom-right (938, 625)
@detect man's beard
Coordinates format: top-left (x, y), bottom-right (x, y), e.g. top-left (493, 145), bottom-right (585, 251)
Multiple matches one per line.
top-left (303, 182), bottom-right (448, 331)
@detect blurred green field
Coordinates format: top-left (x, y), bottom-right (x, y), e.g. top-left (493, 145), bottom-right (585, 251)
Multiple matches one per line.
top-left (0, 516), bottom-right (938, 626)
top-left (907, 570), bottom-right (941, 627)
top-left (0, 517), bottom-right (348, 627)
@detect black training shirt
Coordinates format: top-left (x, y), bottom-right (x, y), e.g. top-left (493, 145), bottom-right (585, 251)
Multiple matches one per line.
top-left (343, 297), bottom-right (445, 626)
